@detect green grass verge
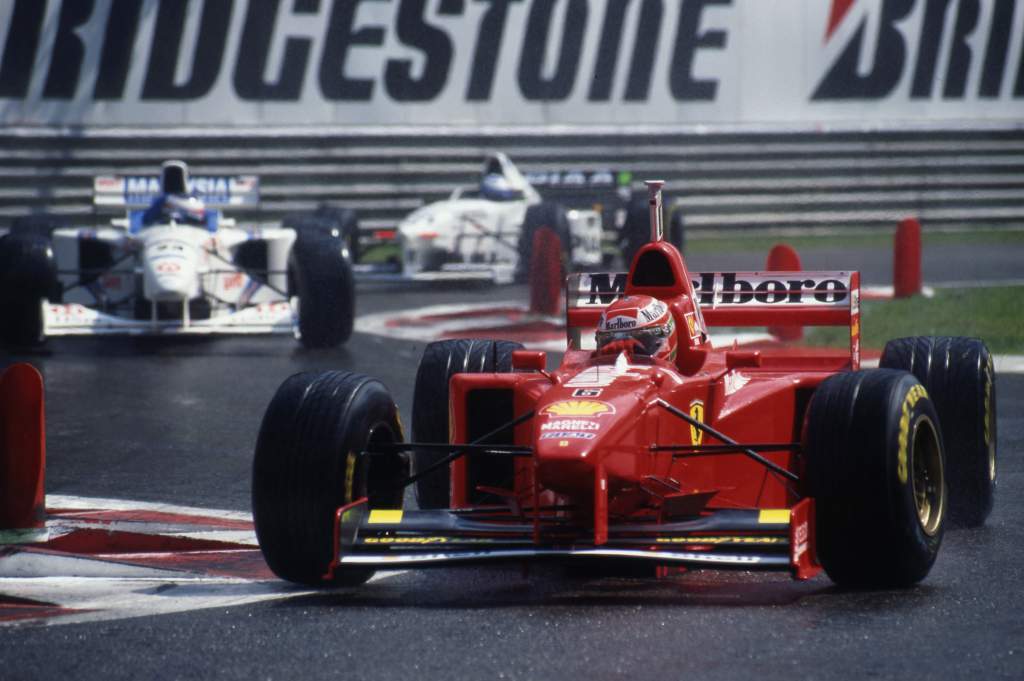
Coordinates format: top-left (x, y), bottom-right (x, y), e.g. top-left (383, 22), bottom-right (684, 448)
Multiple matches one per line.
top-left (684, 227), bottom-right (1024, 256)
top-left (359, 243), bottom-right (400, 264)
top-left (806, 286), bottom-right (1024, 354)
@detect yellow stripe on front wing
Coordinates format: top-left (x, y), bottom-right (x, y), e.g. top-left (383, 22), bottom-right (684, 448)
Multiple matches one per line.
top-left (758, 509), bottom-right (790, 525)
top-left (368, 509), bottom-right (404, 524)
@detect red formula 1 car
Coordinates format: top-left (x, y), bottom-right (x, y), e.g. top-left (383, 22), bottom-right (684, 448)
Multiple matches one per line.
top-left (251, 182), bottom-right (997, 589)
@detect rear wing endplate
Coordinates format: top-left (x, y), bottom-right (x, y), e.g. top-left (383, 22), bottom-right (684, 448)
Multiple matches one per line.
top-left (93, 175), bottom-right (260, 210)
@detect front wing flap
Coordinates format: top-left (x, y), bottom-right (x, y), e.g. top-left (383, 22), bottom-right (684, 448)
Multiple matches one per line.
top-left (43, 300), bottom-right (295, 336)
top-left (329, 499), bottom-right (820, 579)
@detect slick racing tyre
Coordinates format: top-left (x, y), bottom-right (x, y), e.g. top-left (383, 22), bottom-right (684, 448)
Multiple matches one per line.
top-left (0, 232), bottom-right (59, 348)
top-left (880, 336), bottom-right (997, 527)
top-left (289, 233), bottom-right (355, 348)
top-left (518, 203), bottom-right (571, 315)
top-left (285, 206), bottom-right (360, 262)
top-left (252, 371), bottom-right (408, 586)
top-left (804, 369), bottom-right (946, 588)
top-left (412, 339), bottom-right (524, 509)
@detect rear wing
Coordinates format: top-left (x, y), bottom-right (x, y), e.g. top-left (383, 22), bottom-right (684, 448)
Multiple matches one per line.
top-left (93, 175), bottom-right (260, 210)
top-left (525, 168), bottom-right (629, 215)
top-left (524, 169), bottom-right (625, 191)
top-left (566, 271), bottom-right (861, 366)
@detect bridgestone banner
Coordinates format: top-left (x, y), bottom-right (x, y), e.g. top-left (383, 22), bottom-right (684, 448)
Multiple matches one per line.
top-left (1, 0), bottom-right (1021, 128)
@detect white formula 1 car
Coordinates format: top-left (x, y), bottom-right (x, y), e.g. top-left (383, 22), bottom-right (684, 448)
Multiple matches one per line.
top-left (354, 153), bottom-right (605, 284)
top-left (0, 161), bottom-right (355, 350)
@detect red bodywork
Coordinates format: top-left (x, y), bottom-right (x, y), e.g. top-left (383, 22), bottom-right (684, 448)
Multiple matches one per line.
top-left (331, 236), bottom-right (861, 581)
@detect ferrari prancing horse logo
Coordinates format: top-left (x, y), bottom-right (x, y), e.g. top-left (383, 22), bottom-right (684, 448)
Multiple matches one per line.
top-left (689, 400), bottom-right (705, 445)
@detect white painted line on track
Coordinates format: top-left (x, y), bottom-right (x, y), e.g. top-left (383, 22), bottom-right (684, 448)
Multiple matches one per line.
top-left (1, 495), bottom-right (406, 627)
top-left (46, 494), bottom-right (254, 522)
top-left (994, 355), bottom-right (1024, 374)
top-left (1, 576), bottom-right (314, 627)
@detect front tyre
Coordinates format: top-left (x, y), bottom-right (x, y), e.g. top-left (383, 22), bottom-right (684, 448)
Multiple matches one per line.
top-left (290, 234), bottom-right (355, 348)
top-left (880, 336), bottom-right (996, 527)
top-left (805, 369), bottom-right (946, 588)
top-left (284, 206), bottom-right (360, 262)
top-left (0, 232), bottom-right (59, 348)
top-left (252, 371), bottom-right (408, 586)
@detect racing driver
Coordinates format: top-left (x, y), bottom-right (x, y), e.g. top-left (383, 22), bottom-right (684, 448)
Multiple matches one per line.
top-left (595, 294), bottom-right (679, 362)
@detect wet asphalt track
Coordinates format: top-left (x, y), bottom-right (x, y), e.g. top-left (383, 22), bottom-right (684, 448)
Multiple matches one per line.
top-left (2, 243), bottom-right (1023, 680)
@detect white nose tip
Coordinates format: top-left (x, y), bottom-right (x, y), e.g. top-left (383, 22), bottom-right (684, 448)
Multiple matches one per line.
top-left (143, 240), bottom-right (200, 301)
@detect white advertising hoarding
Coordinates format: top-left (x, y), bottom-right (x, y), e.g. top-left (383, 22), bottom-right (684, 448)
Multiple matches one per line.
top-left (0, 0), bottom-right (1021, 128)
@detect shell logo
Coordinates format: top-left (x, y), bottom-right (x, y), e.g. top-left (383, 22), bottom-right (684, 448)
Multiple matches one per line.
top-left (541, 400), bottom-right (615, 417)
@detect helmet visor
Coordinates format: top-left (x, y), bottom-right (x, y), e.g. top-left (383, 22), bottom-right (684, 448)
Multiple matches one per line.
top-left (596, 322), bottom-right (672, 356)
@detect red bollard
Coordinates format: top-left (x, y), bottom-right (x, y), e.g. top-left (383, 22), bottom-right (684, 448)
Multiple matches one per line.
top-left (894, 217), bottom-right (922, 298)
top-left (0, 363), bottom-right (47, 543)
top-left (528, 228), bottom-right (564, 317)
top-left (766, 244), bottom-right (804, 342)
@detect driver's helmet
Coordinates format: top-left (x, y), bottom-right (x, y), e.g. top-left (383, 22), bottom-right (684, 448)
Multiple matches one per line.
top-left (161, 194), bottom-right (206, 225)
top-left (596, 295), bottom-right (678, 361)
top-left (480, 173), bottom-right (519, 201)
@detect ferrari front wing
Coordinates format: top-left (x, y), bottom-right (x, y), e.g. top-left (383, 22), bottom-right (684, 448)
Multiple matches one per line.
top-left (328, 498), bottom-right (820, 580)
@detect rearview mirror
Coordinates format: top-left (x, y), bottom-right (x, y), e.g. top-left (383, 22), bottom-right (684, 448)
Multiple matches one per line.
top-left (511, 350), bottom-right (546, 371)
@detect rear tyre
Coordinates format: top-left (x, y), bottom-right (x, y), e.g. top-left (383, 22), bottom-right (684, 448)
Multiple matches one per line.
top-left (412, 339), bottom-right (524, 509)
top-left (804, 369), bottom-right (946, 587)
top-left (233, 239), bottom-right (267, 273)
top-left (289, 234), bottom-right (355, 348)
top-left (880, 336), bottom-right (996, 527)
top-left (518, 203), bottom-right (570, 315)
top-left (0, 232), bottom-right (59, 348)
top-left (622, 195), bottom-right (684, 266)
top-left (620, 193), bottom-right (650, 268)
top-left (252, 371), bottom-right (408, 586)
top-left (520, 202), bottom-right (569, 274)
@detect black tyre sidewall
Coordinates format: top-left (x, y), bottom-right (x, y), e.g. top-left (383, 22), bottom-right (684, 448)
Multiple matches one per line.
top-left (252, 371), bottom-right (404, 586)
top-left (0, 233), bottom-right (57, 347)
top-left (290, 234), bottom-right (355, 348)
top-left (411, 339), bottom-right (523, 509)
top-left (880, 336), bottom-right (996, 527)
top-left (621, 194), bottom-right (650, 268)
top-left (881, 373), bottom-right (945, 581)
top-left (806, 369), bottom-right (946, 587)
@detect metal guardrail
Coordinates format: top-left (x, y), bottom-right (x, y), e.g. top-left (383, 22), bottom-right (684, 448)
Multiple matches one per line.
top-left (1, 128), bottom-right (1022, 231)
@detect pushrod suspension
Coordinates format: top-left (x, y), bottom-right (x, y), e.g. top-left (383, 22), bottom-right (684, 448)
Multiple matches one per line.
top-left (654, 399), bottom-right (799, 482)
top-left (386, 410), bottom-right (536, 491)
